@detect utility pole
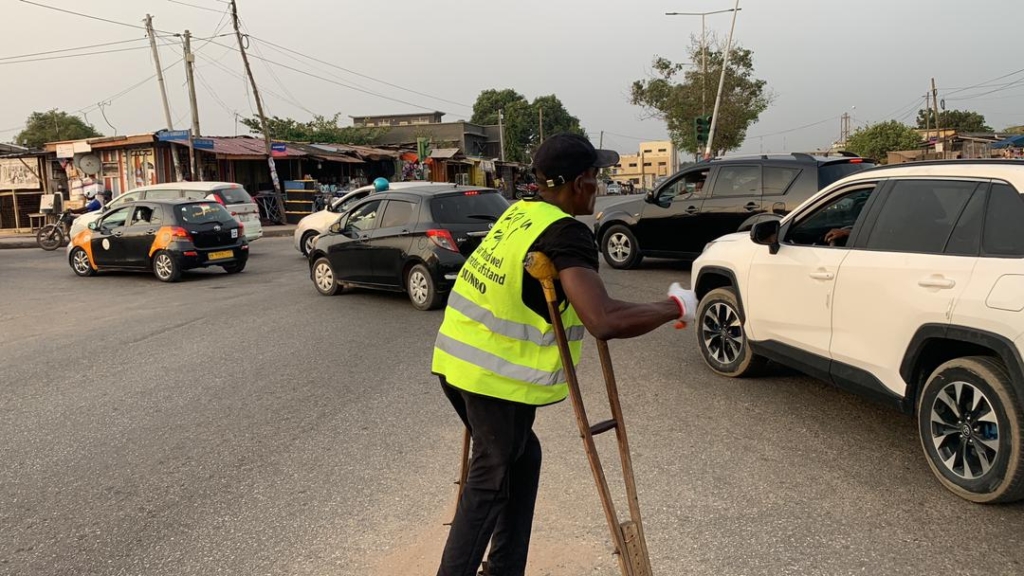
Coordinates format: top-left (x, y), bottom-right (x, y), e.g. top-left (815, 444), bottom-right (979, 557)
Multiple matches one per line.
top-left (182, 30), bottom-right (202, 181)
top-left (840, 112), bottom-right (851, 148)
top-left (704, 0), bottom-right (741, 160)
top-left (932, 77), bottom-right (943, 159)
top-left (231, 0), bottom-right (285, 223)
top-left (498, 109), bottom-right (505, 162)
top-left (538, 107), bottom-right (544, 142)
top-left (145, 15), bottom-right (183, 182)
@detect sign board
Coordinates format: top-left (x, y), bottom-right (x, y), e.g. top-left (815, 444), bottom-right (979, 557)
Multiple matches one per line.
top-left (271, 143), bottom-right (287, 157)
top-left (157, 129), bottom-right (191, 142)
top-left (0, 158), bottom-right (42, 190)
top-left (72, 141), bottom-right (92, 154)
top-left (193, 138), bottom-right (215, 151)
top-left (56, 143), bottom-right (75, 158)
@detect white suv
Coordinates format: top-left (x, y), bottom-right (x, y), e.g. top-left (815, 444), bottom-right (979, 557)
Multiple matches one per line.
top-left (692, 160), bottom-right (1024, 503)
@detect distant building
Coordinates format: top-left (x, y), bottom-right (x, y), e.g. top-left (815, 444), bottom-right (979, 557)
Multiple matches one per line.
top-left (610, 140), bottom-right (679, 189)
top-left (350, 112), bottom-right (445, 127)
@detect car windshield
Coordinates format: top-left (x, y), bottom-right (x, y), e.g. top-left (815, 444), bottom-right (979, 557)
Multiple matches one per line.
top-left (177, 202), bottom-right (232, 224)
top-left (214, 186), bottom-right (253, 204)
top-left (430, 191), bottom-right (509, 224)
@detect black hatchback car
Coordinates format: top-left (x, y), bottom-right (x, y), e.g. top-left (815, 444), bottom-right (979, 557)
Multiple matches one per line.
top-left (308, 185), bottom-right (509, 310)
top-left (594, 152), bottom-right (875, 268)
top-left (68, 199), bottom-right (248, 282)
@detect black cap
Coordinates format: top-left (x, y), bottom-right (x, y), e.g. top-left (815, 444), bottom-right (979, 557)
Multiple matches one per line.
top-left (531, 134), bottom-right (619, 188)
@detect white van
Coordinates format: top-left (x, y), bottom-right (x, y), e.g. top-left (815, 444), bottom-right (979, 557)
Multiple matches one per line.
top-left (71, 182), bottom-right (263, 242)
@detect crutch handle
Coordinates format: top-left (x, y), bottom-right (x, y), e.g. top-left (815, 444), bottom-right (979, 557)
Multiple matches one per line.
top-left (524, 251), bottom-right (559, 302)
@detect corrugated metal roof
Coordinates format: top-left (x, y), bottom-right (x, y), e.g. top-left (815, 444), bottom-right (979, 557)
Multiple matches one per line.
top-left (170, 136), bottom-right (305, 158)
top-left (430, 148), bottom-right (461, 159)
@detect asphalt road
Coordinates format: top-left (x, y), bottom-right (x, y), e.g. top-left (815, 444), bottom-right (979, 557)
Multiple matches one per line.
top-left (1, 227), bottom-right (1022, 576)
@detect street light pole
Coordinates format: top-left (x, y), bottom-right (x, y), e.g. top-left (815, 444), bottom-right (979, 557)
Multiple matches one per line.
top-left (665, 7), bottom-right (741, 118)
top-left (703, 0), bottom-right (741, 160)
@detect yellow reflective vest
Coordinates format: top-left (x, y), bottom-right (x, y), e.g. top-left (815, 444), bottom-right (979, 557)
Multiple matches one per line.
top-left (432, 199), bottom-right (584, 406)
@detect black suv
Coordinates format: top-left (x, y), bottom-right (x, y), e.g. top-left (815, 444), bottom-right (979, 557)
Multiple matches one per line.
top-left (69, 199), bottom-right (248, 282)
top-left (594, 153), bottom-right (875, 268)
top-left (308, 185), bottom-right (509, 310)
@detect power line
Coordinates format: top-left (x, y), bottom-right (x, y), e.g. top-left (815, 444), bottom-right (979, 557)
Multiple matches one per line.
top-left (946, 76), bottom-right (1024, 102)
top-left (248, 35), bottom-right (474, 110)
top-left (0, 37), bottom-right (149, 61)
top-left (943, 67), bottom-right (1024, 97)
top-left (193, 67), bottom-right (236, 118)
top-left (202, 38), bottom-right (467, 117)
top-left (748, 115), bottom-right (839, 139)
top-left (196, 52), bottom-right (317, 116)
top-left (0, 45), bottom-right (152, 66)
top-left (18, 0), bottom-right (174, 34)
top-left (166, 0), bottom-right (225, 14)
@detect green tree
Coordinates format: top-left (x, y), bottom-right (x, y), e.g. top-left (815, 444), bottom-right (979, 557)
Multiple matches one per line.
top-left (916, 108), bottom-right (991, 132)
top-left (240, 113), bottom-right (383, 144)
top-left (15, 109), bottom-right (101, 148)
top-left (630, 38), bottom-right (771, 156)
top-left (470, 88), bottom-right (586, 162)
top-left (845, 120), bottom-right (921, 162)
top-left (1004, 125), bottom-right (1024, 135)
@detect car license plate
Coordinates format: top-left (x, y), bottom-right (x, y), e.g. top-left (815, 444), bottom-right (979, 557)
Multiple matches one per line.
top-left (208, 250), bottom-right (233, 260)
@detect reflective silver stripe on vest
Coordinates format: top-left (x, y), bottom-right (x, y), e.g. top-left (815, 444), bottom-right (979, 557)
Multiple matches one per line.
top-left (448, 291), bottom-right (585, 346)
top-left (435, 333), bottom-right (565, 387)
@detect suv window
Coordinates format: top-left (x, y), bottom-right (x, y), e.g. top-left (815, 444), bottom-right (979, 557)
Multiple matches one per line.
top-left (177, 202), bottom-right (232, 224)
top-left (983, 183), bottom-right (1024, 256)
top-left (108, 191), bottom-right (141, 210)
top-left (145, 189), bottom-right (181, 201)
top-left (380, 200), bottom-right (417, 228)
top-left (786, 186), bottom-right (875, 246)
top-left (660, 169), bottom-right (709, 201)
top-left (763, 166), bottom-right (801, 195)
top-left (713, 166), bottom-right (760, 197)
top-left (209, 187), bottom-right (253, 205)
top-left (346, 199), bottom-right (383, 232)
top-left (944, 189), bottom-right (985, 256)
top-left (866, 180), bottom-right (978, 254)
top-left (818, 161), bottom-right (876, 189)
top-left (430, 191), bottom-right (508, 224)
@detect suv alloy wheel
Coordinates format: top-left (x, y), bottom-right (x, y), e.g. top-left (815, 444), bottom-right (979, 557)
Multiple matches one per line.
top-left (601, 224), bottom-right (643, 269)
top-left (918, 356), bottom-right (1024, 503)
top-left (695, 287), bottom-right (767, 377)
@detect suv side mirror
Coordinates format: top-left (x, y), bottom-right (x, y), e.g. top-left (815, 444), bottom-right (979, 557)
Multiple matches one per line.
top-left (644, 189), bottom-right (655, 203)
top-left (329, 219), bottom-right (343, 234)
top-left (750, 219), bottom-right (781, 254)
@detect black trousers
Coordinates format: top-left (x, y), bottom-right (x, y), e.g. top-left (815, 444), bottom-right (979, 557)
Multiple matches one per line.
top-left (438, 377), bottom-right (542, 576)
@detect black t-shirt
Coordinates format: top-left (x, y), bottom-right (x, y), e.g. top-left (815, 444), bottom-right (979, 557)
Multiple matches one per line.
top-left (522, 215), bottom-right (600, 321)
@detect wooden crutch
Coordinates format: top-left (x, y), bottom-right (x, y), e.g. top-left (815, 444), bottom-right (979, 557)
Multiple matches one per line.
top-left (524, 251), bottom-right (653, 576)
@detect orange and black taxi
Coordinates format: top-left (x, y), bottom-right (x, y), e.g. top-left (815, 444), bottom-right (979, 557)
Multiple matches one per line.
top-left (67, 199), bottom-right (249, 282)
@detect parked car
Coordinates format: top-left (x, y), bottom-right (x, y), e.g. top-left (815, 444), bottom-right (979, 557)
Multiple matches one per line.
top-left (293, 182), bottom-right (453, 256)
top-left (70, 182), bottom-right (263, 243)
top-left (606, 182), bottom-right (624, 196)
top-left (308, 185), bottom-right (509, 310)
top-left (692, 159), bottom-right (1024, 503)
top-left (594, 153), bottom-right (875, 268)
top-left (67, 199), bottom-right (248, 282)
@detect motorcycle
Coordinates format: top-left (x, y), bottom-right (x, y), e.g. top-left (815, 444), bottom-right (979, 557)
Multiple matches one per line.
top-left (514, 183), bottom-right (538, 200)
top-left (36, 209), bottom-right (77, 251)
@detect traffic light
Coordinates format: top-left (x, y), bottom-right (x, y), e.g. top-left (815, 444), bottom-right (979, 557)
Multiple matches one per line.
top-left (694, 115), bottom-right (712, 144)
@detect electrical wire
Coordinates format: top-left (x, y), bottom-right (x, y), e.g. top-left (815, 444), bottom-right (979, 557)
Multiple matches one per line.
top-left (196, 52), bottom-right (317, 116)
top-left (0, 45), bottom-right (152, 66)
top-left (194, 67), bottom-right (237, 118)
top-left (943, 67), bottom-right (1024, 97)
top-left (0, 37), bottom-right (149, 61)
top-left (166, 0), bottom-right (225, 14)
top-left (248, 35), bottom-right (473, 110)
top-left (748, 115), bottom-right (839, 139)
top-left (18, 0), bottom-right (174, 34)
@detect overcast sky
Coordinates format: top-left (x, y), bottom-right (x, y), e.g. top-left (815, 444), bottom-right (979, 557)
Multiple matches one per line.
top-left (2, 0), bottom-right (1022, 156)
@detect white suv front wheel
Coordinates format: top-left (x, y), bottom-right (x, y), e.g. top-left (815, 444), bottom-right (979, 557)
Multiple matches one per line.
top-left (695, 287), bottom-right (767, 378)
top-left (918, 356), bottom-right (1024, 503)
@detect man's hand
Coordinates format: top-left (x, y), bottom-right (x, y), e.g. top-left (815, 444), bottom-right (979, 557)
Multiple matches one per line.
top-left (667, 283), bottom-right (698, 324)
top-left (824, 227), bottom-right (851, 245)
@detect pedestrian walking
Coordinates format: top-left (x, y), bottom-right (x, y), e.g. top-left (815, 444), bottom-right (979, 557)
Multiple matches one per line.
top-left (431, 133), bottom-right (698, 576)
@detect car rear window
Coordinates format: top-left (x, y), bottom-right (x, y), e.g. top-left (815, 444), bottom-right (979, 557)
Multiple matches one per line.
top-left (177, 202), bottom-right (233, 224)
top-left (213, 186), bottom-right (253, 204)
top-left (430, 191), bottom-right (509, 224)
top-left (818, 161), bottom-right (875, 188)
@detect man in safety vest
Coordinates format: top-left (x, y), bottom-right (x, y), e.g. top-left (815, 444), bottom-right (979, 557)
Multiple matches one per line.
top-left (432, 133), bottom-right (698, 576)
